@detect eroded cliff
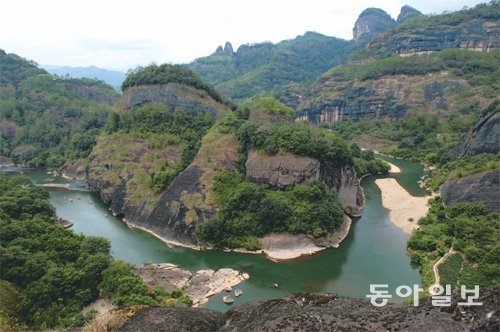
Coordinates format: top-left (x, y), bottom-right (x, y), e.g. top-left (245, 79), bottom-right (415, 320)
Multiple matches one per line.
top-left (245, 150), bottom-right (364, 215)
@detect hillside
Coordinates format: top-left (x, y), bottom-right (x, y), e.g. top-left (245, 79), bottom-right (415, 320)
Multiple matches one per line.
top-left (0, 49), bottom-right (120, 169)
top-left (297, 2), bottom-right (500, 164)
top-left (187, 32), bottom-right (356, 106)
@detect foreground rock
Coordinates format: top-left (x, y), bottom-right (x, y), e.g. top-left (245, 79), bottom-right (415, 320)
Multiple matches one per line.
top-left (441, 169), bottom-right (500, 212)
top-left (119, 288), bottom-right (499, 331)
top-left (133, 264), bottom-right (249, 307)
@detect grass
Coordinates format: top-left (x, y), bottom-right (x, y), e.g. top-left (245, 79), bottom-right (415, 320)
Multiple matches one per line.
top-left (437, 253), bottom-right (463, 291)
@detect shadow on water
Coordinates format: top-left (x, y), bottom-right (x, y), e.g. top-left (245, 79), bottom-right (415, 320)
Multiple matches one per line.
top-left (3, 163), bottom-right (423, 312)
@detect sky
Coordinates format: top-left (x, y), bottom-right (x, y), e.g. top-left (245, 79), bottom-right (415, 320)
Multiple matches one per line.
top-left (0, 0), bottom-right (488, 71)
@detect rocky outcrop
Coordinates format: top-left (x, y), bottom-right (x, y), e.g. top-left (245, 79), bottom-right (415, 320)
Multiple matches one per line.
top-left (455, 108), bottom-right (500, 157)
top-left (121, 83), bottom-right (228, 115)
top-left (223, 42), bottom-right (234, 55)
top-left (441, 169), bottom-right (500, 212)
top-left (119, 288), bottom-right (500, 331)
top-left (245, 150), bottom-right (364, 214)
top-left (61, 159), bottom-right (86, 180)
top-left (396, 5), bottom-right (422, 24)
top-left (353, 8), bottom-right (395, 44)
top-left (369, 7), bottom-right (500, 55)
top-left (87, 117), bottom-right (239, 246)
top-left (133, 264), bottom-right (249, 307)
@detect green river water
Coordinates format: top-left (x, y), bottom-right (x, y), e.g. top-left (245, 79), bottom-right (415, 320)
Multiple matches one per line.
top-left (3, 156), bottom-right (426, 312)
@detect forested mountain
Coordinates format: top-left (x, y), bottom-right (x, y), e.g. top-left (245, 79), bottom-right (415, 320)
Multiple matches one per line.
top-left (297, 1), bottom-right (499, 164)
top-left (0, 50), bottom-right (120, 168)
top-left (187, 32), bottom-right (356, 106)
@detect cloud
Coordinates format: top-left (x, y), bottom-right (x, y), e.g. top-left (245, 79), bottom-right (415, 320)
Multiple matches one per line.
top-left (0, 0), bottom-right (488, 70)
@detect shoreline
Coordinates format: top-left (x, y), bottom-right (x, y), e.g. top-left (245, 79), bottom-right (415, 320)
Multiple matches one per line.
top-left (374, 178), bottom-right (432, 234)
top-left (386, 161), bottom-right (401, 173)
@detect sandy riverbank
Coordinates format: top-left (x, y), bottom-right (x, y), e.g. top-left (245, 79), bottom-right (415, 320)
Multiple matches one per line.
top-left (386, 162), bottom-right (401, 173)
top-left (260, 215), bottom-right (352, 260)
top-left (375, 178), bottom-right (431, 234)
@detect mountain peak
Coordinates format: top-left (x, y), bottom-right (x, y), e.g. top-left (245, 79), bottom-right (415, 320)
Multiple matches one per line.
top-left (397, 5), bottom-right (423, 24)
top-left (224, 42), bottom-right (234, 55)
top-left (353, 8), bottom-right (395, 43)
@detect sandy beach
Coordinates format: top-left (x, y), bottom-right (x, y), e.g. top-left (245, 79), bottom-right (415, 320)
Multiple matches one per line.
top-left (375, 178), bottom-right (431, 234)
top-left (386, 162), bottom-right (401, 173)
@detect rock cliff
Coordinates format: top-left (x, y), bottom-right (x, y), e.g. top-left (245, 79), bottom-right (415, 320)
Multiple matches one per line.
top-left (298, 72), bottom-right (467, 125)
top-left (121, 83), bottom-right (226, 115)
top-left (369, 5), bottom-right (500, 56)
top-left (87, 84), bottom-right (237, 246)
top-left (455, 108), bottom-right (500, 157)
top-left (441, 169), bottom-right (500, 212)
top-left (118, 288), bottom-right (499, 331)
top-left (353, 8), bottom-right (395, 44)
top-left (245, 150), bottom-right (364, 215)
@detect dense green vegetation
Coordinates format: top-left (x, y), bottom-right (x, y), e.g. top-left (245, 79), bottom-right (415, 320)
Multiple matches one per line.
top-left (428, 153), bottom-right (500, 191)
top-left (327, 49), bottom-right (499, 98)
top-left (0, 175), bottom-right (189, 329)
top-left (121, 64), bottom-right (233, 108)
top-left (0, 50), bottom-right (119, 168)
top-left (408, 198), bottom-right (499, 289)
top-left (196, 172), bottom-right (344, 249)
top-left (238, 121), bottom-right (353, 165)
top-left (104, 104), bottom-right (215, 194)
top-left (188, 32), bottom-right (356, 103)
top-left (240, 96), bottom-right (294, 116)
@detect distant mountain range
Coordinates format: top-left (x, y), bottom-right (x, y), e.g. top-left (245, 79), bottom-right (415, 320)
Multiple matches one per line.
top-left (42, 65), bottom-right (126, 90)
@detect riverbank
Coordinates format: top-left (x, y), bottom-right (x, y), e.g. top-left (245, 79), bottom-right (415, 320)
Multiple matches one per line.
top-left (386, 162), bottom-right (401, 173)
top-left (375, 178), bottom-right (432, 234)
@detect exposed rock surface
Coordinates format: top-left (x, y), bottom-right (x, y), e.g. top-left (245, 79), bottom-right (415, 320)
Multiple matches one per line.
top-left (119, 288), bottom-right (499, 331)
top-left (245, 150), bottom-right (364, 214)
top-left (298, 72), bottom-right (467, 125)
top-left (87, 84), bottom-right (237, 246)
top-left (455, 109), bottom-right (500, 157)
top-left (133, 264), bottom-right (249, 307)
top-left (441, 169), bottom-right (500, 212)
top-left (353, 8), bottom-right (395, 44)
top-left (396, 5), bottom-right (422, 24)
top-left (61, 159), bottom-right (86, 180)
top-left (369, 11), bottom-right (500, 55)
top-left (223, 42), bottom-right (234, 56)
top-left (121, 83), bottom-right (229, 115)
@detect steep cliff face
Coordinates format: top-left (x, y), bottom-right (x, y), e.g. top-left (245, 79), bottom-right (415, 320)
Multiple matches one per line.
top-left (299, 72), bottom-right (467, 125)
top-left (87, 83), bottom-right (237, 245)
top-left (118, 288), bottom-right (500, 332)
top-left (121, 83), bottom-right (225, 115)
top-left (369, 4), bottom-right (500, 55)
top-left (245, 150), bottom-right (364, 215)
top-left (441, 169), bottom-right (500, 212)
top-left (353, 8), bottom-right (395, 44)
top-left (455, 108), bottom-right (500, 157)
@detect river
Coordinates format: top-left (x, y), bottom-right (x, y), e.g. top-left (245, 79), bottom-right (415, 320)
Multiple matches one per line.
top-left (2, 156), bottom-right (425, 312)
